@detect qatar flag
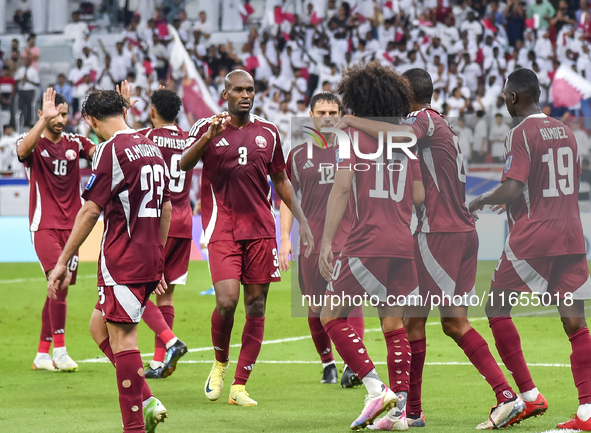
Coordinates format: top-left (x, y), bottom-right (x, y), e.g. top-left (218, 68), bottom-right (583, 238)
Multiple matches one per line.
top-left (239, 2), bottom-right (254, 24)
top-left (274, 6), bottom-right (295, 24)
top-left (383, 0), bottom-right (399, 19)
top-left (310, 8), bottom-right (323, 25)
top-left (168, 25), bottom-right (219, 117)
top-left (551, 65), bottom-right (591, 107)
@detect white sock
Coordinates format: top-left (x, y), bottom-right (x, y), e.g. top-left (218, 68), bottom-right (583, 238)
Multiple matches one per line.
top-left (150, 360), bottom-right (164, 369)
top-left (322, 361), bottom-right (336, 369)
top-left (142, 396), bottom-right (154, 409)
top-left (36, 352), bottom-right (50, 359)
top-left (578, 403), bottom-right (591, 422)
top-left (53, 346), bottom-right (67, 356)
top-left (165, 337), bottom-right (178, 350)
top-left (520, 387), bottom-right (540, 402)
top-left (362, 369), bottom-right (384, 395)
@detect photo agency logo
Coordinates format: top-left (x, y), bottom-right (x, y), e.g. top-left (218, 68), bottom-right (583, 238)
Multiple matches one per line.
top-left (303, 126), bottom-right (418, 173)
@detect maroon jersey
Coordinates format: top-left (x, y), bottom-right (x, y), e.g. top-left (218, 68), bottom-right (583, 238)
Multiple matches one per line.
top-left (18, 132), bottom-right (94, 231)
top-left (138, 125), bottom-right (193, 239)
top-left (82, 129), bottom-right (171, 285)
top-left (501, 113), bottom-right (585, 259)
top-left (336, 127), bottom-right (419, 258)
top-left (286, 139), bottom-right (352, 254)
top-left (404, 108), bottom-right (474, 233)
top-left (188, 114), bottom-right (286, 243)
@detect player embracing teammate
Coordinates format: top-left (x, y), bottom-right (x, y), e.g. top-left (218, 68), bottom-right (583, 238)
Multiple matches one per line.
top-left (338, 68), bottom-right (524, 430)
top-left (279, 92), bottom-right (365, 387)
top-left (470, 68), bottom-right (591, 431)
top-left (181, 70), bottom-right (313, 406)
top-left (318, 61), bottom-right (424, 431)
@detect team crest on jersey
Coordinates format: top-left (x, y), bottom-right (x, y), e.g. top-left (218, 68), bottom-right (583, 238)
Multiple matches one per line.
top-left (504, 155), bottom-right (513, 173)
top-left (65, 149), bottom-right (77, 161)
top-left (403, 117), bottom-right (417, 125)
top-left (85, 174), bottom-right (96, 190)
top-left (255, 135), bottom-right (267, 148)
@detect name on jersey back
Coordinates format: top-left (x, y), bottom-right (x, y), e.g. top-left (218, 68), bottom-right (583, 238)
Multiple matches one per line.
top-left (124, 143), bottom-right (163, 162)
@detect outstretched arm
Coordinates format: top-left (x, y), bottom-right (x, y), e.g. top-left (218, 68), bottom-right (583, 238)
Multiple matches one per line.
top-left (468, 178), bottom-right (524, 217)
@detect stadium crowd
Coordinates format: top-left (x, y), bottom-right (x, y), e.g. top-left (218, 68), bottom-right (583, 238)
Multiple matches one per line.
top-left (3, 0), bottom-right (591, 174)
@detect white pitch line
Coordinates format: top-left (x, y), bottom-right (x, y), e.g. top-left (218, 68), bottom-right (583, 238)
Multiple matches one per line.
top-left (79, 358), bottom-right (572, 367)
top-left (76, 312), bottom-right (563, 364)
top-left (0, 274), bottom-right (96, 284)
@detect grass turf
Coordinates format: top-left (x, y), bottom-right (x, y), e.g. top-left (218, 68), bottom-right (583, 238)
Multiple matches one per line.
top-left (0, 261), bottom-right (584, 433)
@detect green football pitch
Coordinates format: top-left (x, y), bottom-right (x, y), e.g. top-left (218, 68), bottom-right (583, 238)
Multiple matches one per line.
top-left (0, 261), bottom-right (586, 433)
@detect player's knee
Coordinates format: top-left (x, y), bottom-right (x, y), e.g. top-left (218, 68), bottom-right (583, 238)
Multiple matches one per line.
top-left (561, 316), bottom-right (588, 336)
top-left (216, 300), bottom-right (238, 317)
top-left (441, 318), bottom-right (465, 341)
top-left (246, 296), bottom-right (266, 317)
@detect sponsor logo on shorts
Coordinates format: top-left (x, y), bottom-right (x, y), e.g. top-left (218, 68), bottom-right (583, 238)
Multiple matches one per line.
top-left (255, 135), bottom-right (267, 148)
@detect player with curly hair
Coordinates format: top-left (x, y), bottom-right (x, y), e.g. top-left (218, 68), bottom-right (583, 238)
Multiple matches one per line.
top-left (318, 61), bottom-right (424, 430)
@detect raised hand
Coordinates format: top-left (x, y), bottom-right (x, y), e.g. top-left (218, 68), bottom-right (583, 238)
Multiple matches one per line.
top-left (205, 112), bottom-right (231, 141)
top-left (41, 88), bottom-right (64, 120)
top-left (116, 79), bottom-right (137, 108)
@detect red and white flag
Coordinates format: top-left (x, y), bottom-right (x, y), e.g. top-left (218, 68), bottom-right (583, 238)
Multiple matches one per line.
top-left (551, 65), bottom-right (591, 107)
top-left (239, 2), bottom-right (254, 24)
top-left (274, 6), bottom-right (295, 24)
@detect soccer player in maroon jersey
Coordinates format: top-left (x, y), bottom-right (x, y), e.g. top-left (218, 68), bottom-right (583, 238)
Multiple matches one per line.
top-left (279, 92), bottom-right (366, 387)
top-left (181, 69), bottom-right (313, 406)
top-left (317, 62), bottom-right (422, 431)
top-left (470, 68), bottom-right (591, 431)
top-left (47, 90), bottom-right (172, 433)
top-left (134, 88), bottom-right (191, 379)
top-left (337, 68), bottom-right (524, 430)
top-left (17, 88), bottom-right (95, 372)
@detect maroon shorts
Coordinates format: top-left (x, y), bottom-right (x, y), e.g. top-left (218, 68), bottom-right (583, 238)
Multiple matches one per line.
top-left (164, 237), bottom-right (191, 285)
top-left (414, 231), bottom-right (478, 306)
top-left (95, 282), bottom-right (158, 323)
top-left (492, 253), bottom-right (591, 300)
top-left (298, 254), bottom-right (328, 297)
top-left (208, 238), bottom-right (280, 285)
top-left (32, 229), bottom-right (79, 285)
top-left (326, 256), bottom-right (418, 305)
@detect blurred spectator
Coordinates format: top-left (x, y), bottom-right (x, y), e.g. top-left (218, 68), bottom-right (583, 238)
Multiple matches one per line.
top-left (64, 11), bottom-right (89, 41)
top-left (572, 118), bottom-right (591, 157)
top-left (579, 158), bottom-right (591, 201)
top-left (489, 113), bottom-right (511, 163)
top-left (109, 41), bottom-right (134, 83)
top-left (14, 0), bottom-right (32, 34)
top-left (472, 110), bottom-right (488, 163)
top-left (0, 65), bottom-right (16, 127)
top-left (54, 73), bottom-right (72, 105)
top-left (81, 46), bottom-right (100, 75)
top-left (14, 56), bottom-right (39, 127)
top-left (150, 34), bottom-right (169, 81)
top-left (21, 34), bottom-right (40, 71)
top-left (194, 11), bottom-right (213, 40)
top-left (0, 125), bottom-right (20, 176)
top-left (528, 0), bottom-right (556, 30)
top-left (447, 87), bottom-right (468, 118)
top-left (68, 58), bottom-right (90, 114)
top-left (97, 56), bottom-right (117, 90)
top-left (456, 117), bottom-right (474, 166)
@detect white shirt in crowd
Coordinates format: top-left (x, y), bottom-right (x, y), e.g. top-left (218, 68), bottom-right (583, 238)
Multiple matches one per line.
top-left (14, 66), bottom-right (40, 91)
top-left (489, 120), bottom-right (511, 158)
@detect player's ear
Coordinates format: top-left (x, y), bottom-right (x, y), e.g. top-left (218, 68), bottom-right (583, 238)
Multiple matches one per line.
top-left (511, 92), bottom-right (518, 106)
top-left (38, 109), bottom-right (43, 119)
top-left (222, 89), bottom-right (228, 101)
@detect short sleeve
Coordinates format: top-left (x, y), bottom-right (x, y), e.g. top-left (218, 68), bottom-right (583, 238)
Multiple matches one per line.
top-left (186, 117), bottom-right (213, 150)
top-left (162, 162), bottom-right (171, 204)
top-left (501, 127), bottom-right (530, 185)
top-left (77, 135), bottom-right (95, 162)
top-left (15, 133), bottom-right (32, 164)
top-left (82, 143), bottom-right (114, 209)
top-left (269, 126), bottom-right (286, 174)
top-left (411, 158), bottom-right (422, 182)
top-left (286, 148), bottom-right (300, 193)
top-left (403, 112), bottom-right (431, 142)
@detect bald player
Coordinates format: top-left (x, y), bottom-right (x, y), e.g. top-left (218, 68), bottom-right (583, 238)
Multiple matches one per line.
top-left (181, 70), bottom-right (313, 406)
